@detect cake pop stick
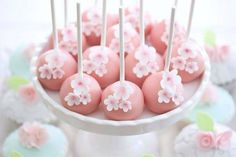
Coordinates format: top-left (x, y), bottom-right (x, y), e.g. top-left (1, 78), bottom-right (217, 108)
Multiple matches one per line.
top-left (77, 2), bottom-right (83, 77)
top-left (119, 6), bottom-right (125, 83)
top-left (120, 0), bottom-right (123, 6)
top-left (64, 0), bottom-right (68, 27)
top-left (139, 0), bottom-right (145, 46)
top-left (50, 0), bottom-right (59, 50)
top-left (164, 6), bottom-right (176, 71)
top-left (101, 0), bottom-right (107, 48)
top-left (186, 0), bottom-right (195, 38)
top-left (174, 0), bottom-right (178, 6)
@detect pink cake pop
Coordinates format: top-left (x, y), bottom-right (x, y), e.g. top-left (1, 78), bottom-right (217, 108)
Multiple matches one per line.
top-left (83, 0), bottom-right (120, 89)
top-left (60, 2), bottom-right (102, 115)
top-left (101, 7), bottom-right (144, 120)
top-left (142, 6), bottom-right (184, 114)
top-left (169, 0), bottom-right (205, 82)
top-left (37, 0), bottom-right (77, 91)
top-left (82, 0), bottom-right (118, 46)
top-left (125, 0), bottom-right (164, 87)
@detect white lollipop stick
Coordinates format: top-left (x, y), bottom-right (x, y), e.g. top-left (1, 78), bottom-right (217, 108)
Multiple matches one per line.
top-left (164, 7), bottom-right (176, 72)
top-left (50, 0), bottom-right (59, 50)
top-left (101, 0), bottom-right (107, 48)
top-left (77, 2), bottom-right (83, 77)
top-left (140, 0), bottom-right (145, 45)
top-left (120, 0), bottom-right (123, 6)
top-left (186, 0), bottom-right (196, 38)
top-left (119, 7), bottom-right (125, 82)
top-left (64, 0), bottom-right (68, 27)
top-left (174, 0), bottom-right (178, 6)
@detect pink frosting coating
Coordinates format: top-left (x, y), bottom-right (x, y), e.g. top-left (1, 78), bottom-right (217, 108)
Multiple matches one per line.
top-left (106, 23), bottom-right (140, 55)
top-left (101, 81), bottom-right (144, 120)
top-left (142, 72), bottom-right (183, 114)
top-left (82, 8), bottom-right (118, 46)
top-left (83, 46), bottom-right (120, 89)
top-left (170, 39), bottom-right (205, 83)
top-left (37, 50), bottom-right (77, 91)
top-left (125, 45), bottom-right (164, 87)
top-left (60, 73), bottom-right (102, 115)
top-left (149, 21), bottom-right (167, 55)
top-left (41, 28), bottom-right (87, 58)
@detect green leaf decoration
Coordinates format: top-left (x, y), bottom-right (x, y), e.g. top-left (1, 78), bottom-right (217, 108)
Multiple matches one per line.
top-left (196, 112), bottom-right (214, 132)
top-left (204, 30), bottom-right (216, 46)
top-left (7, 76), bottom-right (29, 90)
top-left (10, 150), bottom-right (23, 157)
top-left (143, 154), bottom-right (155, 157)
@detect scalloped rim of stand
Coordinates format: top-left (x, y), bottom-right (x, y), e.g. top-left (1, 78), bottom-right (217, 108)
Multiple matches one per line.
top-left (31, 42), bottom-right (210, 135)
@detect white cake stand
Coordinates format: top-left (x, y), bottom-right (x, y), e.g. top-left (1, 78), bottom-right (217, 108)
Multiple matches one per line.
top-left (31, 44), bottom-right (210, 157)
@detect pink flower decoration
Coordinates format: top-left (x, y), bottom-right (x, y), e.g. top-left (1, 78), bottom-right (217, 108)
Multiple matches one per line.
top-left (83, 22), bottom-right (94, 36)
top-left (52, 68), bottom-right (65, 79)
top-left (197, 132), bottom-right (215, 149)
top-left (64, 92), bottom-right (80, 106)
top-left (18, 122), bottom-right (48, 149)
top-left (59, 40), bottom-right (77, 56)
top-left (95, 64), bottom-right (107, 77)
top-left (178, 43), bottom-right (197, 59)
top-left (215, 131), bottom-right (232, 150)
top-left (114, 23), bottom-right (136, 42)
top-left (133, 62), bottom-right (149, 78)
top-left (171, 57), bottom-right (186, 70)
top-left (158, 90), bottom-right (172, 103)
top-left (113, 82), bottom-right (134, 100)
top-left (104, 95), bottom-right (119, 111)
top-left (160, 70), bottom-right (181, 90)
top-left (109, 39), bottom-right (120, 53)
top-left (119, 100), bottom-right (132, 112)
top-left (71, 77), bottom-right (90, 93)
top-left (83, 60), bottom-right (96, 74)
top-left (79, 92), bottom-right (91, 105)
top-left (172, 94), bottom-right (184, 106)
top-left (45, 52), bottom-right (66, 68)
top-left (134, 45), bottom-right (156, 63)
top-left (89, 49), bottom-right (109, 65)
top-left (18, 84), bottom-right (37, 103)
top-left (147, 62), bottom-right (160, 74)
top-left (61, 25), bottom-right (77, 42)
top-left (185, 61), bottom-right (199, 74)
top-left (38, 64), bottom-right (53, 79)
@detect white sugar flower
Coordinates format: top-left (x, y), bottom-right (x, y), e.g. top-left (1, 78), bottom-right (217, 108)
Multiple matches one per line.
top-left (71, 77), bottom-right (90, 93)
top-left (133, 62), bottom-right (149, 78)
top-left (83, 60), bottom-right (96, 74)
top-left (171, 56), bottom-right (186, 70)
top-left (45, 51), bottom-right (66, 68)
top-left (79, 92), bottom-right (91, 105)
top-left (52, 68), bottom-right (65, 79)
top-left (119, 100), bottom-right (132, 112)
top-left (89, 49), bottom-right (109, 65)
top-left (158, 89), bottom-right (172, 104)
top-left (113, 82), bottom-right (134, 100)
top-left (95, 64), bottom-right (107, 77)
top-left (104, 95), bottom-right (119, 111)
top-left (185, 61), bottom-right (199, 74)
top-left (64, 92), bottom-right (80, 106)
top-left (38, 64), bottom-right (53, 80)
top-left (134, 45), bottom-right (156, 63)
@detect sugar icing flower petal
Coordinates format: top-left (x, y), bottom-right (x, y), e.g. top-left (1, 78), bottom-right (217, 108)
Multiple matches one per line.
top-left (147, 62), bottom-right (160, 74)
top-left (71, 77), bottom-right (90, 93)
top-left (113, 82), bottom-right (134, 100)
top-left (133, 62), bottom-right (149, 78)
top-left (83, 60), bottom-right (96, 74)
top-left (64, 92), bottom-right (80, 106)
top-left (45, 52), bottom-right (66, 68)
top-left (135, 45), bottom-right (157, 63)
top-left (104, 95), bottom-right (119, 111)
top-left (89, 48), bottom-right (109, 65)
top-left (158, 89), bottom-right (172, 103)
top-left (95, 64), bottom-right (107, 77)
top-left (38, 64), bottom-right (53, 80)
top-left (52, 68), bottom-right (65, 79)
top-left (172, 94), bottom-right (184, 106)
top-left (178, 42), bottom-right (198, 59)
top-left (119, 100), bottom-right (132, 112)
top-left (79, 92), bottom-right (91, 105)
top-left (171, 56), bottom-right (186, 70)
top-left (109, 39), bottom-right (120, 53)
top-left (185, 61), bottom-right (199, 74)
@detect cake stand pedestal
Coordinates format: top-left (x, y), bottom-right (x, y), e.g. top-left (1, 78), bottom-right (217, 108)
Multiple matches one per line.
top-left (31, 45), bottom-right (210, 157)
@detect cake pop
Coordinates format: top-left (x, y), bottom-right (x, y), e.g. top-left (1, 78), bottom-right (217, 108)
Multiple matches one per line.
top-left (3, 122), bottom-right (68, 157)
top-left (142, 6), bottom-right (184, 114)
top-left (149, 0), bottom-right (185, 55)
top-left (175, 113), bottom-right (236, 157)
top-left (83, 0), bottom-right (120, 89)
top-left (82, 0), bottom-right (118, 46)
top-left (37, 0), bottom-right (77, 91)
top-left (101, 6), bottom-right (144, 120)
top-left (169, 0), bottom-right (205, 82)
top-left (60, 2), bottom-right (102, 115)
top-left (125, 0), bottom-right (164, 87)
top-left (41, 0), bottom-right (87, 58)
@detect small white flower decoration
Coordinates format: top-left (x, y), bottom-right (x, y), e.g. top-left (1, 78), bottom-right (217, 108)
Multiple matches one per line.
top-left (171, 56), bottom-right (186, 70)
top-left (157, 70), bottom-right (184, 105)
top-left (38, 64), bottom-right (53, 80)
top-left (45, 52), bottom-right (66, 68)
top-left (133, 45), bottom-right (161, 78)
top-left (64, 93), bottom-right (81, 106)
top-left (64, 77), bottom-right (92, 106)
top-left (83, 60), bottom-right (96, 74)
top-left (171, 40), bottom-right (200, 74)
top-left (83, 8), bottom-right (102, 37)
top-left (104, 82), bottom-right (134, 112)
top-left (109, 39), bottom-right (120, 54)
top-left (119, 100), bottom-right (132, 112)
top-left (59, 40), bottom-right (77, 56)
top-left (185, 61), bottom-right (199, 74)
top-left (61, 25), bottom-right (77, 42)
top-left (104, 95), bottom-right (119, 111)
top-left (83, 47), bottom-right (109, 77)
top-left (52, 68), bottom-right (65, 79)
top-left (133, 62), bottom-right (149, 78)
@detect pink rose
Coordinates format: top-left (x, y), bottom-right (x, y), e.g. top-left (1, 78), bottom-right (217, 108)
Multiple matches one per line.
top-left (18, 122), bottom-right (49, 149)
top-left (197, 132), bottom-right (215, 149)
top-left (18, 84), bottom-right (38, 103)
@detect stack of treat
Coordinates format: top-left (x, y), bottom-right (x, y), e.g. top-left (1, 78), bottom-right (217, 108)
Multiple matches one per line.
top-left (36, 0), bottom-right (206, 120)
